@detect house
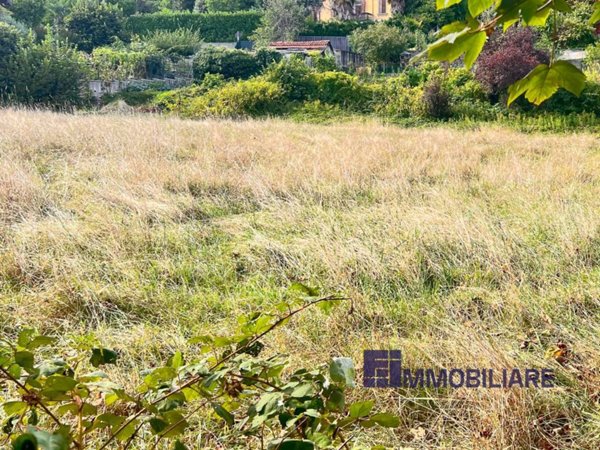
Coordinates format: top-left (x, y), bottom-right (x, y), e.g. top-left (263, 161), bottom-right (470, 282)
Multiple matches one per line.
top-left (318, 0), bottom-right (393, 21)
top-left (269, 40), bottom-right (335, 57)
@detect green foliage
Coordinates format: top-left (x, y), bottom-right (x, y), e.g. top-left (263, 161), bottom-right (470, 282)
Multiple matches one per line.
top-left (65, 0), bottom-right (125, 53)
top-left (545, 0), bottom-right (597, 48)
top-left (254, 47), bottom-right (283, 67)
top-left (263, 57), bottom-right (315, 101)
top-left (0, 296), bottom-right (399, 449)
top-left (205, 0), bottom-right (255, 12)
top-left (309, 51), bottom-right (338, 72)
top-left (90, 46), bottom-right (152, 80)
top-left (252, 0), bottom-right (306, 45)
top-left (124, 11), bottom-right (262, 42)
top-left (193, 47), bottom-right (262, 81)
top-left (507, 61), bottom-right (586, 106)
top-left (302, 18), bottom-right (371, 36)
top-left (1, 33), bottom-right (89, 108)
top-left (312, 71), bottom-right (373, 111)
top-left (0, 22), bottom-right (19, 64)
top-left (7, 0), bottom-right (46, 29)
top-left (427, 0), bottom-right (598, 105)
top-left (189, 78), bottom-right (285, 117)
top-left (146, 28), bottom-right (202, 56)
top-left (349, 23), bottom-right (423, 68)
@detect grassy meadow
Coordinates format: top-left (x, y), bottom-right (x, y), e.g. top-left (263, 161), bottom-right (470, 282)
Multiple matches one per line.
top-left (1, 109), bottom-right (600, 448)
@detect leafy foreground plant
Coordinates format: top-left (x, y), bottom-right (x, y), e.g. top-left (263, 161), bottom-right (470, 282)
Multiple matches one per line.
top-left (0, 289), bottom-right (399, 449)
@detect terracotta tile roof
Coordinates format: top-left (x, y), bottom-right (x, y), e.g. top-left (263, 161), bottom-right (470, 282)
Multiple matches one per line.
top-left (269, 40), bottom-right (331, 50)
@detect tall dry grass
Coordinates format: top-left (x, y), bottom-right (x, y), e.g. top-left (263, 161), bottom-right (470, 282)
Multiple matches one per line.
top-left (1, 109), bottom-right (600, 448)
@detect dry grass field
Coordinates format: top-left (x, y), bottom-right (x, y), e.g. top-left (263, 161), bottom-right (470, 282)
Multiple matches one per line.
top-left (1, 109), bottom-right (600, 448)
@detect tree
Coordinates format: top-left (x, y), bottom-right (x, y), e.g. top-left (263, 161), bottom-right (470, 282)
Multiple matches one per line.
top-left (252, 0), bottom-right (307, 45)
top-left (349, 22), bottom-right (418, 68)
top-left (1, 32), bottom-right (89, 108)
top-left (426, 0), bottom-right (599, 105)
top-left (8, 0), bottom-right (46, 28)
top-left (65, 0), bottom-right (124, 53)
top-left (0, 21), bottom-right (19, 64)
top-left (475, 28), bottom-right (549, 100)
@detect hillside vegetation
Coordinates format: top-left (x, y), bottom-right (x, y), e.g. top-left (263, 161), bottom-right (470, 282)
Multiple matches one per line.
top-left (1, 110), bottom-right (600, 448)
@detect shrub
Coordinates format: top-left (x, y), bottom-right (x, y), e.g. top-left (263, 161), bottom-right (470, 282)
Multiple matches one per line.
top-left (65, 0), bottom-right (125, 52)
top-left (422, 77), bottom-right (451, 119)
top-left (146, 28), bottom-right (202, 56)
top-left (193, 47), bottom-right (261, 81)
top-left (0, 296), bottom-right (400, 450)
top-left (371, 76), bottom-right (423, 118)
top-left (475, 28), bottom-right (549, 99)
top-left (542, 80), bottom-right (600, 115)
top-left (205, 0), bottom-right (255, 12)
top-left (1, 33), bottom-right (89, 108)
top-left (585, 42), bottom-right (600, 73)
top-left (302, 18), bottom-right (371, 36)
top-left (310, 51), bottom-right (337, 72)
top-left (90, 46), bottom-right (158, 80)
top-left (312, 71), bottom-right (372, 111)
top-left (124, 11), bottom-right (262, 42)
top-left (254, 47), bottom-right (282, 68)
top-left (188, 78), bottom-right (285, 117)
top-left (0, 22), bottom-right (19, 65)
top-left (263, 57), bottom-right (315, 101)
top-left (349, 23), bottom-right (417, 68)
top-left (7, 0), bottom-right (46, 28)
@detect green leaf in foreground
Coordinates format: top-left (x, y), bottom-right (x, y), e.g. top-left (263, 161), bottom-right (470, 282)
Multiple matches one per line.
top-left (329, 357), bottom-right (355, 388)
top-left (370, 413), bottom-right (400, 428)
top-left (508, 61), bottom-right (586, 106)
top-left (589, 1), bottom-right (600, 25)
top-left (428, 29), bottom-right (487, 69)
top-left (349, 400), bottom-right (374, 418)
top-left (468, 0), bottom-right (494, 17)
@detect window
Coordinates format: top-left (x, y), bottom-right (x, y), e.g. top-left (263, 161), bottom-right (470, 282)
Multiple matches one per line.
top-left (379, 0), bottom-right (386, 14)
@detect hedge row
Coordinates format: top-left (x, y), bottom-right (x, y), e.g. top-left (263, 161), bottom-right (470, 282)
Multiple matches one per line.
top-left (301, 19), bottom-right (372, 36)
top-left (125, 11), bottom-right (262, 42)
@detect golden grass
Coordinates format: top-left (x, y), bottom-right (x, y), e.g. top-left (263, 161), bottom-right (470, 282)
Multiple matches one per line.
top-left (1, 109), bottom-right (600, 448)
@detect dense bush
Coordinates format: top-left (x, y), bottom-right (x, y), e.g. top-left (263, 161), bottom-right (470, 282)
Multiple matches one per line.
top-left (475, 28), bottom-right (549, 99)
top-left (254, 47), bottom-right (282, 68)
top-left (264, 58), bottom-right (315, 101)
top-left (146, 28), bottom-right (202, 56)
top-left (65, 0), bottom-right (125, 52)
top-left (7, 0), bottom-right (46, 29)
top-left (90, 46), bottom-right (165, 80)
top-left (372, 77), bottom-right (424, 119)
top-left (188, 78), bottom-right (285, 117)
top-left (0, 22), bottom-right (19, 65)
top-left (1, 34), bottom-right (89, 108)
top-left (422, 76), bottom-right (451, 119)
top-left (302, 18), bottom-right (370, 36)
top-left (544, 0), bottom-right (597, 49)
top-left (124, 11), bottom-right (261, 42)
top-left (205, 0), bottom-right (255, 12)
top-left (349, 23), bottom-right (423, 68)
top-left (312, 71), bottom-right (373, 111)
top-left (193, 47), bottom-right (263, 81)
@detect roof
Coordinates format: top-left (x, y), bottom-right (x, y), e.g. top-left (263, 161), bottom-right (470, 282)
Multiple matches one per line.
top-left (269, 40), bottom-right (332, 51)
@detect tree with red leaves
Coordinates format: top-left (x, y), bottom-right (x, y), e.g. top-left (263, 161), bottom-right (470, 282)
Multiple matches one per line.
top-left (475, 28), bottom-right (549, 101)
